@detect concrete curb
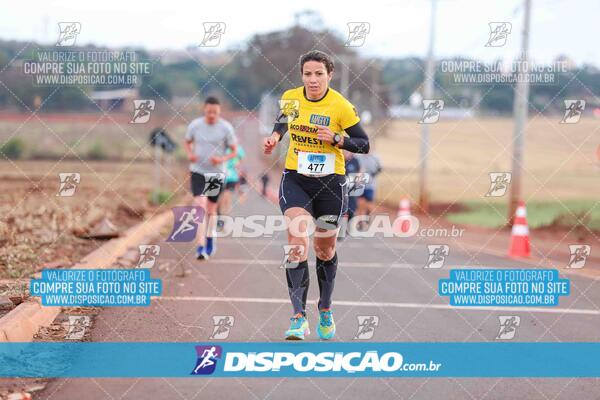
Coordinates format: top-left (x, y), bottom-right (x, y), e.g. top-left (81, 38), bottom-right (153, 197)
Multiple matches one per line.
top-left (0, 210), bottom-right (172, 342)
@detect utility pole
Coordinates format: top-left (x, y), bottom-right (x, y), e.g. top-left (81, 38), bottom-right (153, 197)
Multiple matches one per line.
top-left (370, 59), bottom-right (380, 121)
top-left (419, 0), bottom-right (437, 213)
top-left (508, 0), bottom-right (531, 223)
top-left (340, 55), bottom-right (350, 98)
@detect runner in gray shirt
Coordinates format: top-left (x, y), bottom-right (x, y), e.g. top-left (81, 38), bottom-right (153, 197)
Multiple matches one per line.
top-left (184, 96), bottom-right (238, 260)
top-left (356, 153), bottom-right (381, 230)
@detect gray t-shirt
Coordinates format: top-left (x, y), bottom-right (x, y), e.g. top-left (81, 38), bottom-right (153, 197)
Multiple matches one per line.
top-left (185, 117), bottom-right (237, 174)
top-left (356, 153), bottom-right (381, 190)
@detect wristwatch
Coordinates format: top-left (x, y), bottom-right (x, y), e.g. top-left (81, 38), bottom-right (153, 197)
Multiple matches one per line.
top-left (332, 133), bottom-right (342, 146)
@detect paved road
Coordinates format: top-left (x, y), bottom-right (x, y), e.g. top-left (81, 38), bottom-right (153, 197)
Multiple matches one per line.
top-left (39, 118), bottom-right (600, 400)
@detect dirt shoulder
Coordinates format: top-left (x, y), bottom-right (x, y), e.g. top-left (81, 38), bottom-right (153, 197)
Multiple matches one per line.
top-left (0, 159), bottom-right (187, 316)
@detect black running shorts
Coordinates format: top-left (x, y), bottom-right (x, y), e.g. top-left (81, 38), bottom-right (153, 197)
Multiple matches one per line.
top-left (278, 169), bottom-right (348, 229)
top-left (190, 172), bottom-right (222, 203)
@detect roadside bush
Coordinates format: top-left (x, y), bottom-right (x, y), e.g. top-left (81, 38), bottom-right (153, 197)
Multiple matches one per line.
top-left (0, 138), bottom-right (25, 159)
top-left (149, 189), bottom-right (173, 205)
top-left (86, 141), bottom-right (107, 160)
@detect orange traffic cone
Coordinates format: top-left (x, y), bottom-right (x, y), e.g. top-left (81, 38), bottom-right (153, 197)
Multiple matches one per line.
top-left (508, 201), bottom-right (530, 258)
top-left (393, 197), bottom-right (412, 234)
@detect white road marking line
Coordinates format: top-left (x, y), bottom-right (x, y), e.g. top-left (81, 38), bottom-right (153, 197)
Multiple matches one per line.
top-left (217, 238), bottom-right (418, 250)
top-left (209, 259), bottom-right (414, 268)
top-left (203, 240), bottom-right (597, 279)
top-left (203, 258), bottom-right (491, 269)
top-left (155, 296), bottom-right (600, 316)
top-left (353, 242), bottom-right (421, 250)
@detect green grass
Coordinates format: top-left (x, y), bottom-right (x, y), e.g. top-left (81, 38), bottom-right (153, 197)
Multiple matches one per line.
top-left (149, 189), bottom-right (173, 205)
top-left (87, 140), bottom-right (108, 160)
top-left (0, 138), bottom-right (25, 159)
top-left (446, 200), bottom-right (600, 231)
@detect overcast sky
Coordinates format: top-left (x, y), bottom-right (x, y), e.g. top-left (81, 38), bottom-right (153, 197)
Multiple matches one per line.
top-left (1, 0), bottom-right (598, 66)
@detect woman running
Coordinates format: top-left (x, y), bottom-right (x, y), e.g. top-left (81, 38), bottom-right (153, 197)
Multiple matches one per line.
top-left (263, 50), bottom-right (370, 340)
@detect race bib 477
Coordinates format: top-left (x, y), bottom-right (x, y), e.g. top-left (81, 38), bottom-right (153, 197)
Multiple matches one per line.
top-left (297, 152), bottom-right (335, 176)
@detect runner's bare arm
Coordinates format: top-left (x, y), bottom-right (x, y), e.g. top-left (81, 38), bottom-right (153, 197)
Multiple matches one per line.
top-left (222, 143), bottom-right (238, 162)
top-left (210, 143), bottom-right (237, 165)
top-left (264, 116), bottom-right (287, 154)
top-left (184, 139), bottom-right (197, 162)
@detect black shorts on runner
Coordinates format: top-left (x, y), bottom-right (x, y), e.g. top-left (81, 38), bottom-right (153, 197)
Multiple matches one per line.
top-left (278, 169), bottom-right (348, 229)
top-left (190, 172), bottom-right (221, 203)
top-left (225, 181), bottom-right (238, 191)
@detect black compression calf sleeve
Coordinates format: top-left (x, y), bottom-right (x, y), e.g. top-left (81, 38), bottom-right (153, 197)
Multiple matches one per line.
top-left (285, 260), bottom-right (309, 316)
top-left (316, 253), bottom-right (338, 310)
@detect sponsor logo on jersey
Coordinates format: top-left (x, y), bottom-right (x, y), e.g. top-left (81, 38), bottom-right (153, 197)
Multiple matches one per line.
top-left (290, 124), bottom-right (318, 133)
top-left (290, 133), bottom-right (323, 145)
top-left (310, 114), bottom-right (330, 126)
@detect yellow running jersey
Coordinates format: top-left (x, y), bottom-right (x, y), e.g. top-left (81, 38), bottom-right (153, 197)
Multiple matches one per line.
top-left (280, 86), bottom-right (360, 175)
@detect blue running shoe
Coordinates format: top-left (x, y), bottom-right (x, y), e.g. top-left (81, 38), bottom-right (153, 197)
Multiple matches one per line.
top-left (285, 313), bottom-right (310, 340)
top-left (206, 237), bottom-right (216, 256)
top-left (196, 245), bottom-right (209, 260)
top-left (317, 308), bottom-right (335, 340)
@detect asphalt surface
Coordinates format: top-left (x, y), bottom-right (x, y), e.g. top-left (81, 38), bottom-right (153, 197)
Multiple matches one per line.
top-left (38, 119), bottom-right (600, 399)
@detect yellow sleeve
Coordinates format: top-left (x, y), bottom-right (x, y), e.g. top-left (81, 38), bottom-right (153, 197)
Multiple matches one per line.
top-left (278, 89), bottom-right (301, 122)
top-left (280, 89), bottom-right (294, 101)
top-left (339, 98), bottom-right (360, 130)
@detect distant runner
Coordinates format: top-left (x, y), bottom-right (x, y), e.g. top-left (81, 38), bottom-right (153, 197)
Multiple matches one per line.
top-left (184, 96), bottom-right (238, 260)
top-left (356, 153), bottom-right (382, 230)
top-left (219, 144), bottom-right (246, 217)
